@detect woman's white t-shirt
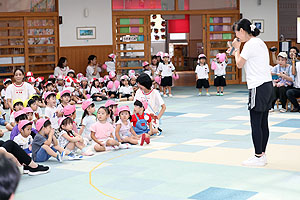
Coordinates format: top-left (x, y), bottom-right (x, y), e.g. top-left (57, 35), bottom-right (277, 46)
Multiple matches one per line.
top-left (54, 66), bottom-right (70, 77)
top-left (134, 88), bottom-right (164, 115)
top-left (5, 82), bottom-right (36, 102)
top-left (86, 65), bottom-right (101, 81)
top-left (240, 37), bottom-right (272, 89)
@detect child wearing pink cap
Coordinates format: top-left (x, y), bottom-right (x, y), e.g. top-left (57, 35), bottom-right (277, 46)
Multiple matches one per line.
top-left (195, 54), bottom-right (210, 96)
top-left (107, 71), bottom-right (120, 98)
top-left (13, 120), bottom-right (33, 156)
top-left (44, 92), bottom-right (59, 129)
top-left (151, 56), bottom-right (161, 91)
top-left (91, 106), bottom-right (128, 152)
top-left (119, 75), bottom-right (134, 102)
top-left (105, 53), bottom-right (116, 73)
top-left (105, 100), bottom-right (118, 126)
top-left (63, 105), bottom-right (78, 134)
top-left (115, 106), bottom-right (146, 146)
top-left (129, 75), bottom-right (138, 95)
top-left (142, 61), bottom-right (155, 79)
top-left (56, 90), bottom-right (71, 117)
top-left (79, 101), bottom-right (96, 145)
top-left (32, 118), bottom-right (68, 162)
top-left (212, 53), bottom-right (228, 96)
top-left (57, 117), bottom-right (93, 157)
top-left (23, 107), bottom-right (35, 128)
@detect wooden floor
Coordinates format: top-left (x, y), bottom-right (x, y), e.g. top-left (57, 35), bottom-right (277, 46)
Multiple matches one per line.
top-left (174, 71), bottom-right (196, 86)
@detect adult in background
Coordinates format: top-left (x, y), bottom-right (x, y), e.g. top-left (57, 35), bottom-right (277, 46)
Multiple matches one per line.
top-left (86, 55), bottom-right (102, 82)
top-left (271, 46), bottom-right (299, 66)
top-left (54, 57), bottom-right (70, 77)
top-left (229, 18), bottom-right (273, 167)
top-left (6, 68), bottom-right (36, 110)
top-left (286, 56), bottom-right (300, 112)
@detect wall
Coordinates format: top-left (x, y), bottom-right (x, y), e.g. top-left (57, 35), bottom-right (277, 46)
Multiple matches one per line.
top-left (240, 0), bottom-right (278, 42)
top-left (59, 0), bottom-right (112, 46)
top-left (278, 0), bottom-right (297, 39)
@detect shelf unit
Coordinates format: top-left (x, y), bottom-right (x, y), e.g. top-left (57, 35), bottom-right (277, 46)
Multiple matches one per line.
top-left (112, 15), bottom-right (150, 73)
top-left (0, 14), bottom-right (58, 85)
top-left (205, 14), bottom-right (240, 84)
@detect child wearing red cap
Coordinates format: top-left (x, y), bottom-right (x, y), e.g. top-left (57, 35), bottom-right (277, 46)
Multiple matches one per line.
top-left (115, 106), bottom-right (147, 146)
top-left (13, 120), bottom-right (33, 156)
top-left (79, 101), bottom-right (96, 145)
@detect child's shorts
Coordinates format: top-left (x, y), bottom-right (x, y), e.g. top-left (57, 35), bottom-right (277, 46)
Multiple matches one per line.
top-left (161, 76), bottom-right (172, 87)
top-left (92, 138), bottom-right (112, 148)
top-left (34, 146), bottom-right (57, 162)
top-left (214, 75), bottom-right (226, 87)
top-left (120, 94), bottom-right (131, 100)
top-left (0, 118), bottom-right (6, 126)
top-left (196, 79), bottom-right (210, 89)
top-left (108, 91), bottom-right (118, 97)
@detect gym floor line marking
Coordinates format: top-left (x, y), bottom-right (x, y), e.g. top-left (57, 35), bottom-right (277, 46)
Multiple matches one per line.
top-left (89, 143), bottom-right (181, 200)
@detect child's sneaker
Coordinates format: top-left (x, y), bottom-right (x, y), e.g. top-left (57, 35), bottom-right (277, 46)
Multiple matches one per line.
top-left (112, 145), bottom-right (120, 150)
top-left (280, 108), bottom-right (287, 113)
top-left (198, 92), bottom-right (202, 96)
top-left (119, 143), bottom-right (131, 149)
top-left (28, 165), bottom-right (50, 176)
top-left (160, 92), bottom-right (163, 96)
top-left (56, 151), bottom-right (65, 162)
top-left (216, 92), bottom-right (220, 96)
top-left (66, 152), bottom-right (83, 160)
top-left (269, 108), bottom-right (274, 112)
top-left (169, 94), bottom-right (173, 97)
top-left (206, 93), bottom-right (210, 96)
top-left (163, 94), bottom-right (168, 98)
top-left (81, 148), bottom-right (94, 156)
top-left (220, 92), bottom-right (224, 96)
top-left (105, 146), bottom-right (114, 151)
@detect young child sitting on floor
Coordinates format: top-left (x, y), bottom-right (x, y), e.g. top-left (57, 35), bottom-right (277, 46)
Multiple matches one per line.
top-left (32, 118), bottom-right (68, 162)
top-left (115, 106), bottom-right (146, 146)
top-left (13, 120), bottom-right (33, 156)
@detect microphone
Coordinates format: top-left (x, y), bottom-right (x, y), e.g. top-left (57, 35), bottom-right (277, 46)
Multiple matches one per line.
top-left (228, 38), bottom-right (240, 56)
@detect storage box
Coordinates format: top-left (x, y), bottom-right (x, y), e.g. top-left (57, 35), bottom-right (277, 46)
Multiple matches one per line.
top-left (13, 57), bottom-right (25, 64)
top-left (222, 33), bottom-right (232, 40)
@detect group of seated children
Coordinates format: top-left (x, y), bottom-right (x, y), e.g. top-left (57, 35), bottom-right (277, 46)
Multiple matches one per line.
top-left (5, 90), bottom-right (155, 164)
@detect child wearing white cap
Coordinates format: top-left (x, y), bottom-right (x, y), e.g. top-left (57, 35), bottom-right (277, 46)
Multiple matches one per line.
top-left (195, 54), bottom-right (210, 96)
top-left (158, 53), bottom-right (176, 97)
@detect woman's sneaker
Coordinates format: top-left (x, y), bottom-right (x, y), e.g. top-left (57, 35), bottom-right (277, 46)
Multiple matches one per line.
top-left (242, 156), bottom-right (266, 167)
top-left (28, 165), bottom-right (50, 176)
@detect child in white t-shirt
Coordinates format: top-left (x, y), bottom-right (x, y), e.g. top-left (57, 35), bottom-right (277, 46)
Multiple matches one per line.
top-left (104, 53), bottom-right (116, 73)
top-left (44, 92), bottom-right (59, 130)
top-left (158, 53), bottom-right (176, 97)
top-left (142, 61), bottom-right (154, 79)
top-left (7, 99), bottom-right (24, 131)
top-left (79, 101), bottom-right (96, 145)
top-left (195, 54), bottom-right (210, 96)
top-left (13, 120), bottom-right (33, 156)
top-left (119, 75), bottom-right (134, 101)
top-left (211, 53), bottom-right (228, 96)
top-left (1, 78), bottom-right (12, 109)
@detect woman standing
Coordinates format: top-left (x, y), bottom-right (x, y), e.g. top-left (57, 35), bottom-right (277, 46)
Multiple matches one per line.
top-left (6, 69), bottom-right (36, 110)
top-left (86, 55), bottom-right (102, 82)
top-left (54, 57), bottom-right (70, 77)
top-left (229, 19), bottom-right (273, 167)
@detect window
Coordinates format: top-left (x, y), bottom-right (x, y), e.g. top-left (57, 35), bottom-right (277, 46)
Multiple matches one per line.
top-left (170, 33), bottom-right (187, 40)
